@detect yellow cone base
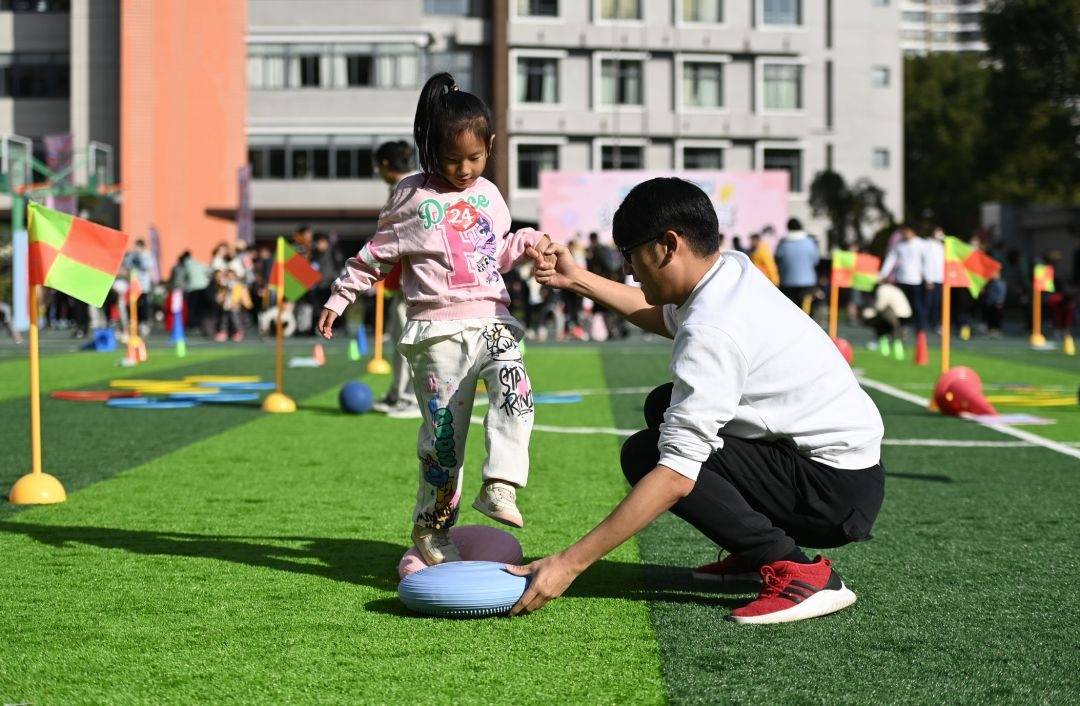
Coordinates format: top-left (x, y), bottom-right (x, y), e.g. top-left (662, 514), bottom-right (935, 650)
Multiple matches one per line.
top-left (262, 392), bottom-right (297, 413)
top-left (1064, 335), bottom-right (1075, 356)
top-left (1030, 333), bottom-right (1047, 347)
top-left (366, 358), bottom-right (392, 375)
top-left (9, 472), bottom-right (67, 505)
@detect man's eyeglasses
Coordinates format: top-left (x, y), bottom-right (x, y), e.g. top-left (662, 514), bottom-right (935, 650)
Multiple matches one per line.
top-left (619, 235), bottom-right (662, 264)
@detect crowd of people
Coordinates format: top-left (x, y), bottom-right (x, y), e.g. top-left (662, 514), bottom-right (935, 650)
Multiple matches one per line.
top-left (7, 218), bottom-right (1077, 351)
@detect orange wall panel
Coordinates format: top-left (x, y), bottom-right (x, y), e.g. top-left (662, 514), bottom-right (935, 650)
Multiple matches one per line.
top-left (120, 0), bottom-right (246, 273)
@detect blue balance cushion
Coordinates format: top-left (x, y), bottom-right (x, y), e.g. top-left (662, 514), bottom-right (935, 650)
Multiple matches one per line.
top-left (105, 397), bottom-right (198, 410)
top-left (398, 561), bottom-right (529, 618)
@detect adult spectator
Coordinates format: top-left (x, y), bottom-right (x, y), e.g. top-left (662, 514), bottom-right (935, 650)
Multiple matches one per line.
top-left (773, 218), bottom-right (820, 311)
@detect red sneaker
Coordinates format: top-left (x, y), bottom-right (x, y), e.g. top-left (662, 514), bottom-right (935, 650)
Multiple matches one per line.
top-left (692, 552), bottom-right (762, 592)
top-left (728, 555), bottom-right (856, 624)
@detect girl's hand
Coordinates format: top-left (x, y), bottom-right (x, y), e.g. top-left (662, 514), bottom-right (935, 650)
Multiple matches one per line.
top-left (530, 241), bottom-right (579, 291)
top-left (316, 308), bottom-right (338, 339)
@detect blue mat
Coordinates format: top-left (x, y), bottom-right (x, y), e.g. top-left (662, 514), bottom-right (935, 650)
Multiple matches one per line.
top-left (106, 397), bottom-right (199, 410)
top-left (170, 392), bottom-right (260, 404)
top-left (533, 393), bottom-right (583, 405)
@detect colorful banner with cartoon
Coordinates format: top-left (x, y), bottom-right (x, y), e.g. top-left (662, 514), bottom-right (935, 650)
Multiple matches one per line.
top-left (539, 170), bottom-right (790, 248)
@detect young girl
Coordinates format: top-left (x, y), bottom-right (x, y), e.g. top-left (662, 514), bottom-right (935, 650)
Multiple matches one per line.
top-left (317, 73), bottom-right (549, 565)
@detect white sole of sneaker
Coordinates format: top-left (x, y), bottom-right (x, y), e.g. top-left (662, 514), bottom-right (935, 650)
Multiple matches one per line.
top-left (471, 499), bottom-right (524, 529)
top-left (728, 584), bottom-right (857, 624)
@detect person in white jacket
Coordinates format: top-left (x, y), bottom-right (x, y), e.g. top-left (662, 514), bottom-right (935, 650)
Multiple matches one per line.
top-left (512, 178), bottom-right (885, 625)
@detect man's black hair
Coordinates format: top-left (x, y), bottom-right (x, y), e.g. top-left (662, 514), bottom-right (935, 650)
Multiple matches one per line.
top-left (786, 218), bottom-right (803, 231)
top-left (611, 178), bottom-right (720, 257)
top-left (375, 140), bottom-right (415, 173)
top-left (414, 72), bottom-right (493, 175)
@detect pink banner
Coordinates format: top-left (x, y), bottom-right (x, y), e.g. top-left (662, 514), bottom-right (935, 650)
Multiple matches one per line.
top-left (539, 171), bottom-right (790, 249)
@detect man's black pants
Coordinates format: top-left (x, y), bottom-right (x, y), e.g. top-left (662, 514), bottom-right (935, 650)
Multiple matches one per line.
top-left (621, 384), bottom-right (885, 567)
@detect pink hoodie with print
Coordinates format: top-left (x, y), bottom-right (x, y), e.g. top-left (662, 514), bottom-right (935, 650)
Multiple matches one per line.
top-left (323, 174), bottom-right (542, 321)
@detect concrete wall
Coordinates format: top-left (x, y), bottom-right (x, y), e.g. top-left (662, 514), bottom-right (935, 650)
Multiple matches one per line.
top-left (120, 0), bottom-right (247, 267)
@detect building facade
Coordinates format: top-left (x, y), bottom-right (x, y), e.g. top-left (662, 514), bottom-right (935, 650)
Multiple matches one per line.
top-left (500, 0), bottom-right (904, 235)
top-left (3, 0), bottom-right (905, 261)
top-left (899, 0), bottom-right (985, 56)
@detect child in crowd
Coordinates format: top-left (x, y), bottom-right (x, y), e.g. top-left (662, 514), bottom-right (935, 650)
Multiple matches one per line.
top-left (317, 73), bottom-right (549, 565)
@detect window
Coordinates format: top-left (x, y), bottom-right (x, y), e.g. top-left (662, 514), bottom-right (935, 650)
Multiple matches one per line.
top-left (428, 51), bottom-right (476, 92)
top-left (517, 0), bottom-right (558, 16)
top-left (873, 148), bottom-right (890, 169)
top-left (0, 0), bottom-right (70, 10)
top-left (345, 55), bottom-right (373, 86)
top-left (333, 138), bottom-right (376, 179)
top-left (600, 59), bottom-right (642, 105)
top-left (0, 53), bottom-right (69, 98)
top-left (424, 0), bottom-right (470, 14)
top-left (683, 147), bottom-right (724, 169)
top-left (248, 135), bottom-right (408, 180)
top-left (247, 43), bottom-right (420, 90)
top-left (517, 57), bottom-right (558, 103)
top-left (872, 66), bottom-right (890, 87)
top-left (871, 0), bottom-right (889, 6)
top-left (297, 55), bottom-right (321, 87)
top-left (682, 61), bottom-right (723, 108)
top-left (761, 0), bottom-right (800, 26)
top-left (598, 0), bottom-right (640, 21)
top-left (902, 11), bottom-right (927, 21)
top-left (763, 148), bottom-right (802, 192)
top-left (517, 144), bottom-right (559, 189)
top-left (681, 0), bottom-right (722, 23)
top-left (762, 63), bottom-right (802, 111)
top-left (601, 145), bottom-right (643, 170)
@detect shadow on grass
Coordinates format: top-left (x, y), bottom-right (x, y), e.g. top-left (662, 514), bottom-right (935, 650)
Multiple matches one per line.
top-left (0, 520), bottom-right (743, 615)
top-left (363, 557), bottom-right (745, 618)
top-left (0, 521), bottom-right (402, 592)
top-left (886, 471), bottom-right (953, 483)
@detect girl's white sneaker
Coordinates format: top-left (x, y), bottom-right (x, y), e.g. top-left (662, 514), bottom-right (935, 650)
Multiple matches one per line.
top-left (472, 481), bottom-right (524, 528)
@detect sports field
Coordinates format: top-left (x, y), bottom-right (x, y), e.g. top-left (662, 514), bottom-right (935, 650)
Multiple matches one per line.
top-left (1, 333), bottom-right (1077, 704)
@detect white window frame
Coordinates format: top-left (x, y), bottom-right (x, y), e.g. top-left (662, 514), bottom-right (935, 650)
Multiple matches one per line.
top-left (756, 140), bottom-right (806, 196)
top-left (510, 49), bottom-right (567, 109)
top-left (675, 53), bottom-right (731, 114)
top-left (591, 0), bottom-right (645, 26)
top-left (592, 51), bottom-right (649, 111)
top-left (510, 0), bottom-right (564, 24)
top-left (675, 139), bottom-right (732, 170)
top-left (674, 0), bottom-right (726, 28)
top-left (755, 56), bottom-right (807, 115)
top-left (592, 137), bottom-right (648, 172)
top-left (510, 136), bottom-right (568, 198)
top-left (754, 0), bottom-right (805, 30)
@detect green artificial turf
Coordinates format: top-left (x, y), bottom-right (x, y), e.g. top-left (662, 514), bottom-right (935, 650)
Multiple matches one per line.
top-left (0, 334), bottom-right (1077, 704)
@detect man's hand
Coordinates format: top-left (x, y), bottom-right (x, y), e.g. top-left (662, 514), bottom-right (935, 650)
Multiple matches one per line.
top-left (506, 552), bottom-right (582, 616)
top-left (316, 308), bottom-right (337, 339)
top-left (527, 241), bottom-right (580, 291)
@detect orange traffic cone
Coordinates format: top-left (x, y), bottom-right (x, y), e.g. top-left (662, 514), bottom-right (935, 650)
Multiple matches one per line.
top-left (914, 331), bottom-right (929, 366)
top-left (313, 343), bottom-right (326, 366)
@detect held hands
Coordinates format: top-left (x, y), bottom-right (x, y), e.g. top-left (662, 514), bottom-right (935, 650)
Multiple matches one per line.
top-left (525, 238), bottom-right (579, 291)
top-left (505, 552), bottom-right (582, 616)
top-left (316, 308), bottom-right (338, 340)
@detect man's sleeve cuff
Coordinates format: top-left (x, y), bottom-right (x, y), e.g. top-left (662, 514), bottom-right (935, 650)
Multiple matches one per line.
top-left (657, 453), bottom-right (702, 482)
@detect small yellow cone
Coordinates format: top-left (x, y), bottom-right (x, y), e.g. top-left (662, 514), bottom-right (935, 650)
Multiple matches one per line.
top-left (1064, 334), bottom-right (1076, 356)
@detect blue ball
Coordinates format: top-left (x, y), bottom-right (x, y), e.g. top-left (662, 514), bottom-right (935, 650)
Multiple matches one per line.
top-left (398, 561), bottom-right (530, 618)
top-left (338, 380), bottom-right (373, 414)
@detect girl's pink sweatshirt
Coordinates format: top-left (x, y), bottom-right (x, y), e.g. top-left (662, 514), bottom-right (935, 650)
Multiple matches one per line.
top-left (324, 173), bottom-right (541, 321)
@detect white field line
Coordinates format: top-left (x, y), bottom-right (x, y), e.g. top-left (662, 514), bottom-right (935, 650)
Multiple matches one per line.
top-left (859, 376), bottom-right (1080, 462)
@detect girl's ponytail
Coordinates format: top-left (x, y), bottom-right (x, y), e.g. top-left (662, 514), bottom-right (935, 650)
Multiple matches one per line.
top-left (414, 72), bottom-right (457, 174)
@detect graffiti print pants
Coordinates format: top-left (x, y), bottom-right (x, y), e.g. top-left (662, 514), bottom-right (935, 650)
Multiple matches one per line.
top-left (398, 320), bottom-right (534, 530)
